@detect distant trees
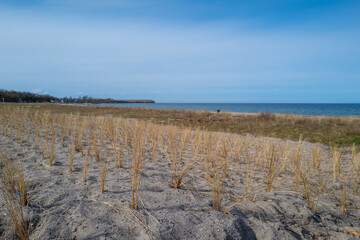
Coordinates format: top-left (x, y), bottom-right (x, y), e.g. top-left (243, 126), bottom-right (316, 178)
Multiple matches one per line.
top-left (0, 89), bottom-right (154, 104)
top-left (0, 89), bottom-right (57, 103)
top-left (62, 96), bottom-right (113, 104)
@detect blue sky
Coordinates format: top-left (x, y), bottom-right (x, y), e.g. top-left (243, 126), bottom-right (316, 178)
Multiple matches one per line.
top-left (0, 0), bottom-right (359, 103)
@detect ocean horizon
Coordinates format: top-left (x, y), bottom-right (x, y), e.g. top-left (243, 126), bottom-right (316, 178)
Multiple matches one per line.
top-left (93, 103), bottom-right (360, 117)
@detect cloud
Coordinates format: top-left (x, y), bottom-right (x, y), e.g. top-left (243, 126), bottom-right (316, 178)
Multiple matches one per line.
top-left (32, 88), bottom-right (43, 94)
top-left (32, 89), bottom-right (48, 95)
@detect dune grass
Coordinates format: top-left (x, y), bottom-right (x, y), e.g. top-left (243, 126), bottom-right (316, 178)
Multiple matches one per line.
top-left (0, 155), bottom-right (29, 240)
top-left (1, 103), bottom-right (360, 221)
top-left (7, 102), bottom-right (360, 147)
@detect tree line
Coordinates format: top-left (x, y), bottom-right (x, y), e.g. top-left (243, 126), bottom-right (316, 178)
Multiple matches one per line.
top-left (62, 96), bottom-right (114, 104)
top-left (0, 89), bottom-right (57, 103)
top-left (0, 90), bottom-right (107, 103)
top-left (0, 89), bottom-right (154, 104)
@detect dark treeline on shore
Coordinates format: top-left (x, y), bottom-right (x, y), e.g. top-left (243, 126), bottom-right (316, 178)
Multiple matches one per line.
top-left (62, 96), bottom-right (113, 104)
top-left (63, 96), bottom-right (155, 103)
top-left (0, 89), bottom-right (57, 103)
top-left (0, 89), bottom-right (155, 103)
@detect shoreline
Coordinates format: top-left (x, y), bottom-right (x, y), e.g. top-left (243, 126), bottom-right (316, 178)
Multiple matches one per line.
top-left (76, 102), bottom-right (360, 118)
top-left (61, 102), bottom-right (360, 118)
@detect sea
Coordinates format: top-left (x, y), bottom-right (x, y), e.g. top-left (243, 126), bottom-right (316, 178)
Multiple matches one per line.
top-left (93, 103), bottom-right (360, 117)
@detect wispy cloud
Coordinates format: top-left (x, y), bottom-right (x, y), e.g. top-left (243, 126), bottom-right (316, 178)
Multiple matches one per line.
top-left (32, 89), bottom-right (48, 95)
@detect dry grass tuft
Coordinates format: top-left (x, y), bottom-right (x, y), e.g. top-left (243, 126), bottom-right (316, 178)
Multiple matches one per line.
top-left (42, 123), bottom-right (48, 160)
top-left (0, 155), bottom-right (29, 240)
top-left (49, 123), bottom-right (56, 167)
top-left (211, 159), bottom-right (225, 211)
top-left (16, 160), bottom-right (28, 206)
top-left (299, 163), bottom-right (318, 212)
top-left (265, 142), bottom-right (281, 192)
top-left (130, 121), bottom-right (147, 210)
top-left (100, 161), bottom-right (108, 193)
top-left (69, 133), bottom-right (76, 174)
top-left (83, 148), bottom-right (90, 183)
top-left (341, 184), bottom-right (347, 215)
top-left (332, 146), bottom-right (341, 182)
top-left (92, 127), bottom-right (100, 162)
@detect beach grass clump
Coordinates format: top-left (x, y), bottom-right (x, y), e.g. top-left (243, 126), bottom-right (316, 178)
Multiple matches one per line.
top-left (59, 114), bottom-right (68, 147)
top-left (299, 163), bottom-right (319, 212)
top-left (352, 153), bottom-right (360, 194)
top-left (69, 132), bottom-right (76, 174)
top-left (83, 148), bottom-right (90, 183)
top-left (221, 136), bottom-right (229, 178)
top-left (34, 122), bottom-right (40, 154)
top-left (16, 160), bottom-right (28, 206)
top-left (25, 119), bottom-right (31, 151)
top-left (1, 155), bottom-right (17, 194)
top-left (179, 127), bottom-right (189, 165)
top-left (0, 155), bottom-right (29, 240)
top-left (199, 134), bottom-right (226, 211)
top-left (49, 123), bottom-right (56, 167)
top-left (293, 136), bottom-right (303, 193)
top-left (92, 125), bottom-right (101, 162)
top-left (167, 126), bottom-right (179, 185)
top-left (171, 153), bottom-right (198, 189)
top-left (211, 152), bottom-right (225, 211)
top-left (149, 124), bottom-right (159, 164)
top-left (265, 142), bottom-right (281, 192)
top-left (332, 146), bottom-right (341, 182)
top-left (116, 141), bottom-right (122, 168)
top-left (41, 121), bottom-right (49, 160)
top-left (280, 140), bottom-right (291, 173)
top-left (312, 143), bottom-right (321, 170)
top-left (166, 126), bottom-right (198, 189)
top-left (75, 118), bottom-right (86, 153)
top-left (130, 121), bottom-right (147, 210)
top-left (341, 184), bottom-right (347, 215)
top-left (100, 161), bottom-right (108, 193)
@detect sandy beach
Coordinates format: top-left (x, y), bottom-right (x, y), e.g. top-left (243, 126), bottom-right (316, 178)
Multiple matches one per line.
top-left (1, 106), bottom-right (360, 239)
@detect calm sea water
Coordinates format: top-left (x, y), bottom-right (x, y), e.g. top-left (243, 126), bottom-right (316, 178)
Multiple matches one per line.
top-left (97, 103), bottom-right (360, 117)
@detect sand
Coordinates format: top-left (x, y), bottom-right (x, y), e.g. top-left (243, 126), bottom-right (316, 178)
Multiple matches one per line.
top-left (1, 128), bottom-right (360, 240)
